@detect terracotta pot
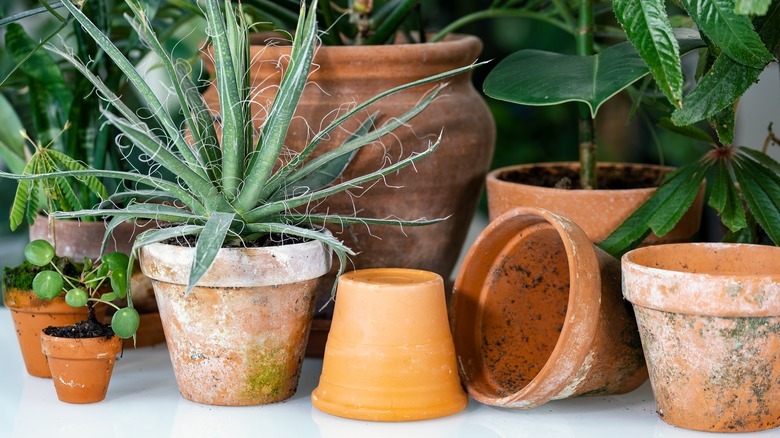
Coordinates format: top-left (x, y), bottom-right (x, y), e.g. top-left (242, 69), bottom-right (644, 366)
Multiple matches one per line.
top-left (139, 239), bottom-right (331, 406)
top-left (622, 243), bottom-right (780, 432)
top-left (40, 332), bottom-right (123, 403)
top-left (203, 34), bottom-right (496, 338)
top-left (2, 287), bottom-right (87, 378)
top-left (450, 207), bottom-right (647, 408)
top-left (30, 215), bottom-right (164, 343)
top-left (486, 162), bottom-right (705, 244)
top-left (312, 268), bottom-right (467, 421)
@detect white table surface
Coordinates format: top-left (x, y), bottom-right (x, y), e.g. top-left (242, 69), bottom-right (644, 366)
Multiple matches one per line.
top-left (0, 306), bottom-right (775, 438)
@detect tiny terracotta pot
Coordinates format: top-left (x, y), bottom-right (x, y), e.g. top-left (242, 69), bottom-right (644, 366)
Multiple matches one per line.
top-left (140, 239), bottom-right (331, 406)
top-left (450, 207), bottom-right (647, 408)
top-left (40, 332), bottom-right (123, 403)
top-left (312, 268), bottom-right (467, 421)
top-left (486, 162), bottom-right (705, 244)
top-left (2, 287), bottom-right (86, 378)
top-left (623, 243), bottom-right (780, 432)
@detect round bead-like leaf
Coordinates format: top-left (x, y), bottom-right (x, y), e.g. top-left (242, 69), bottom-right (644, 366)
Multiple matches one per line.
top-left (111, 307), bottom-right (140, 339)
top-left (24, 240), bottom-right (55, 267)
top-left (102, 252), bottom-right (129, 271)
top-left (32, 270), bottom-right (64, 300)
top-left (65, 288), bottom-right (88, 307)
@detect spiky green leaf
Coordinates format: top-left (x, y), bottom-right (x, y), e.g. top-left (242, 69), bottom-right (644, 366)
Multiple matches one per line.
top-left (186, 212), bottom-right (235, 294)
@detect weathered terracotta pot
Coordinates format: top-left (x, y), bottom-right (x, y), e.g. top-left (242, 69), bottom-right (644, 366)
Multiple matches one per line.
top-left (2, 288), bottom-right (86, 378)
top-left (450, 207), bottom-right (647, 408)
top-left (40, 332), bottom-right (123, 403)
top-left (486, 162), bottom-right (705, 244)
top-left (312, 268), bottom-right (467, 421)
top-left (139, 239), bottom-right (331, 406)
top-left (203, 34), bottom-right (496, 342)
top-left (623, 243), bottom-right (780, 432)
top-left (30, 215), bottom-right (164, 346)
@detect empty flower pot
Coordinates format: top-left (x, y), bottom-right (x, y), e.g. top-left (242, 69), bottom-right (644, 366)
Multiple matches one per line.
top-left (312, 268), bottom-right (468, 421)
top-left (450, 207), bottom-right (647, 408)
top-left (623, 243), bottom-right (780, 432)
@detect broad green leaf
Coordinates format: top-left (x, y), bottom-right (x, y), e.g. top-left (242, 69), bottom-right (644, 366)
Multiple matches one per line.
top-left (186, 212), bottom-right (235, 294)
top-left (657, 117), bottom-right (714, 143)
top-left (366, 0), bottom-right (418, 45)
top-left (712, 104), bottom-right (736, 145)
top-left (646, 161), bottom-right (710, 236)
top-left (733, 156), bottom-right (780, 244)
top-left (0, 94), bottom-right (26, 173)
top-left (708, 159), bottom-right (747, 231)
top-left (739, 147), bottom-right (780, 175)
top-left (5, 24), bottom-right (73, 115)
top-left (735, 0), bottom-right (772, 16)
top-left (483, 34), bottom-right (705, 117)
top-left (613, 0), bottom-right (683, 107)
top-left (679, 0), bottom-right (772, 67)
top-left (672, 55), bottom-right (762, 126)
top-left (599, 159), bottom-right (711, 256)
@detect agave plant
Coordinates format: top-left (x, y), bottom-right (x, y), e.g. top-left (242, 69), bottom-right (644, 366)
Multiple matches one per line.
top-left (1, 0), bottom-right (478, 311)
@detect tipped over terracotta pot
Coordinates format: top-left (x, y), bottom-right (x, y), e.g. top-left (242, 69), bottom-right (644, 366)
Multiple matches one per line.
top-left (450, 207), bottom-right (647, 408)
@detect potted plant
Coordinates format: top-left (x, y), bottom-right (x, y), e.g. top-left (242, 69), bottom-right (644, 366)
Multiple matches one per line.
top-left (1, 0), bottom-right (478, 406)
top-left (482, 0), bottom-right (780, 255)
top-left (200, 2), bottom-right (497, 350)
top-left (4, 239), bottom-right (136, 403)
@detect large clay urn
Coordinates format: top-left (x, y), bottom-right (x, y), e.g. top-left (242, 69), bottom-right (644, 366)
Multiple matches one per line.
top-left (202, 34), bottom-right (496, 341)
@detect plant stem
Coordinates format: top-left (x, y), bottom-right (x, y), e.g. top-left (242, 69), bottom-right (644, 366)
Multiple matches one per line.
top-left (576, 0), bottom-right (596, 189)
top-left (430, 9), bottom-right (573, 42)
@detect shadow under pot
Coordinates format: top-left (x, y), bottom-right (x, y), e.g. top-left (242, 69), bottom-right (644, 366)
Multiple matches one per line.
top-left (623, 243), bottom-right (780, 433)
top-left (450, 207), bottom-right (647, 408)
top-left (486, 162), bottom-right (704, 244)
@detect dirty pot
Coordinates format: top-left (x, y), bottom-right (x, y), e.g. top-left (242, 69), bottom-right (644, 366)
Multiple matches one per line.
top-left (486, 162), bottom-right (704, 244)
top-left (450, 207), bottom-right (647, 408)
top-left (3, 287), bottom-right (86, 378)
top-left (139, 239), bottom-right (331, 406)
top-left (203, 34), bottom-right (496, 353)
top-left (623, 243), bottom-right (780, 432)
top-left (40, 332), bottom-right (123, 403)
top-left (312, 268), bottom-right (467, 421)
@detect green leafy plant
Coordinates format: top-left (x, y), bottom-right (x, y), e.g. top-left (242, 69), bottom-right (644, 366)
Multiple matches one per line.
top-left (1, 0), bottom-right (477, 296)
top-left (480, 0), bottom-right (780, 255)
top-left (23, 239), bottom-right (139, 338)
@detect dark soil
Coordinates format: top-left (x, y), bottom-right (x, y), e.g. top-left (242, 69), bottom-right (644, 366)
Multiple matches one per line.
top-left (44, 319), bottom-right (115, 339)
top-left (500, 165), bottom-right (668, 190)
top-left (164, 232), bottom-right (308, 248)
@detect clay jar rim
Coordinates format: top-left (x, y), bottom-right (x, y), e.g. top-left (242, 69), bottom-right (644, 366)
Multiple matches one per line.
top-left (623, 242), bottom-right (780, 317)
top-left (451, 206), bottom-right (602, 407)
top-left (139, 238), bottom-right (332, 287)
top-left (487, 162), bottom-right (674, 194)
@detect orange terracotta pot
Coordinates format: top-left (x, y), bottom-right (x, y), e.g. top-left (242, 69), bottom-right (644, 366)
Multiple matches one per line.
top-left (486, 162), bottom-right (705, 244)
top-left (40, 332), bottom-right (123, 403)
top-left (450, 207), bottom-right (647, 408)
top-left (312, 268), bottom-right (467, 421)
top-left (203, 34), bottom-right (496, 345)
top-left (2, 287), bottom-right (86, 378)
top-left (623, 243), bottom-right (780, 432)
top-left (139, 239), bottom-right (331, 406)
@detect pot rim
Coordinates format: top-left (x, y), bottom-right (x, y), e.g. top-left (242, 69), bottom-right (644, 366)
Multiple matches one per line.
top-left (139, 237), bottom-right (332, 287)
top-left (451, 206), bottom-right (602, 407)
top-left (487, 162), bottom-right (676, 194)
top-left (622, 242), bottom-right (780, 316)
top-left (246, 32), bottom-right (481, 50)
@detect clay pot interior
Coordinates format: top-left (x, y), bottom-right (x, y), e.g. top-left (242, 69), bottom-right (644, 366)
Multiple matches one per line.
top-left (312, 268), bottom-right (468, 421)
top-left (451, 207), bottom-right (647, 408)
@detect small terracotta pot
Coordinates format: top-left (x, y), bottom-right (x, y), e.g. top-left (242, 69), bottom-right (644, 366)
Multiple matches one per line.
top-left (2, 287), bottom-right (86, 378)
top-left (140, 239), bottom-right (331, 406)
top-left (450, 207), bottom-right (647, 408)
top-left (312, 268), bottom-right (467, 421)
top-left (486, 162), bottom-right (705, 244)
top-left (40, 332), bottom-right (123, 403)
top-left (623, 243), bottom-right (780, 432)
